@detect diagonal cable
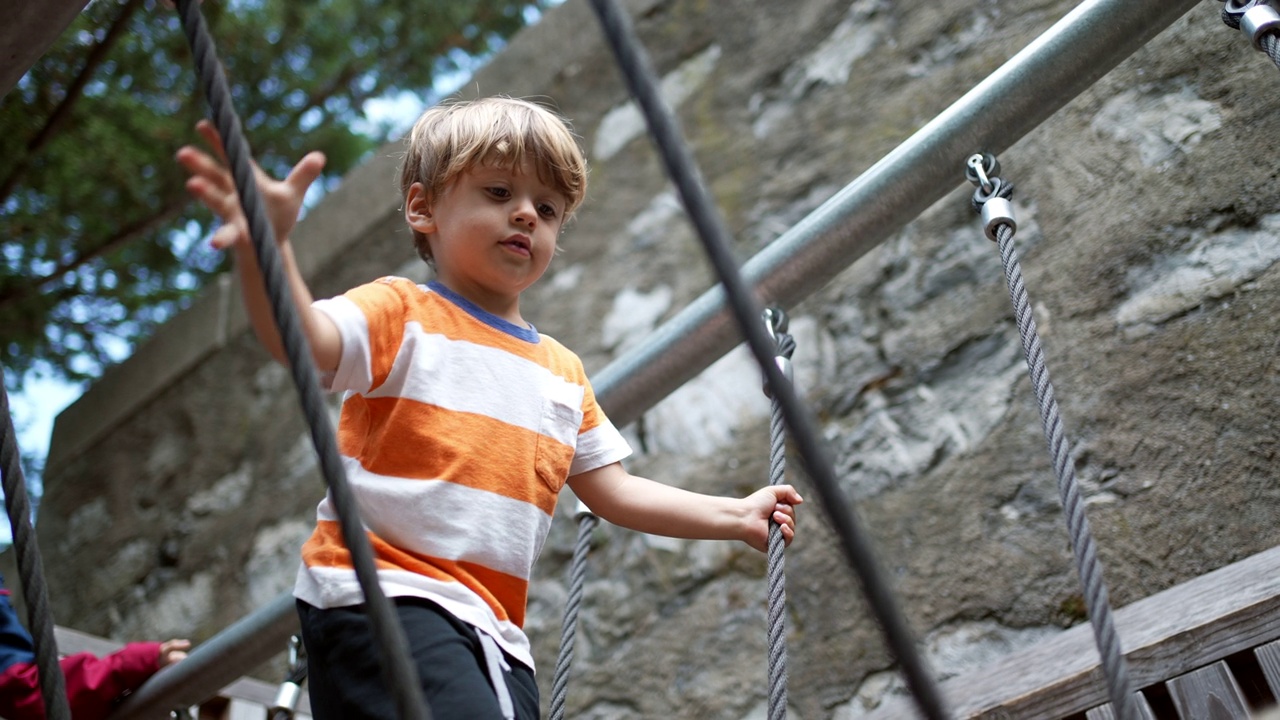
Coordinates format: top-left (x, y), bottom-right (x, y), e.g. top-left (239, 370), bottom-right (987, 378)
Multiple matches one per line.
top-left (993, 221), bottom-right (1136, 719)
top-left (0, 373), bottom-right (70, 720)
top-left (173, 2), bottom-right (428, 717)
top-left (966, 154), bottom-right (1135, 719)
top-left (586, 1), bottom-right (949, 717)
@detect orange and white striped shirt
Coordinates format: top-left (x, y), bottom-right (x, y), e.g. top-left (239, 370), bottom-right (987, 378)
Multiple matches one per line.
top-left (293, 277), bottom-right (631, 670)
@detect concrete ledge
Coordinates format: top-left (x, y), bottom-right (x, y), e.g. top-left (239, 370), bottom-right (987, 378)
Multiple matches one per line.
top-left (0, 0), bottom-right (89, 98)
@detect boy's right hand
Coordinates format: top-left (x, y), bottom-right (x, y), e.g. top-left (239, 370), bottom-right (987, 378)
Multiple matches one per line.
top-left (176, 119), bottom-right (326, 252)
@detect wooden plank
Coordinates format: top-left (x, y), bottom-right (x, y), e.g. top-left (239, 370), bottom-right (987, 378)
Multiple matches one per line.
top-left (1167, 661), bottom-right (1250, 719)
top-left (863, 545), bottom-right (1280, 719)
top-left (1083, 693), bottom-right (1156, 719)
top-left (1257, 639), bottom-right (1280, 699)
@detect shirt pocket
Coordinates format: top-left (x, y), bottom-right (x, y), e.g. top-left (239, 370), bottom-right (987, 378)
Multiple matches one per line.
top-left (534, 397), bottom-right (583, 492)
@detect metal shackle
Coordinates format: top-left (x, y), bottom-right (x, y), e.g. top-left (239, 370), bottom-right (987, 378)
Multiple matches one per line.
top-left (1242, 4), bottom-right (1280, 49)
top-left (981, 197), bottom-right (1017, 241)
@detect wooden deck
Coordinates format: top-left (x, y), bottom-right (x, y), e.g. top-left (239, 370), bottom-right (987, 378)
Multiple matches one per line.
top-left (864, 545), bottom-right (1280, 719)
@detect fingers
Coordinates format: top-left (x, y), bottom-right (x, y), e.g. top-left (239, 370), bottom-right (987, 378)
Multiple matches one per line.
top-left (286, 151), bottom-right (327, 194)
top-left (195, 119), bottom-right (230, 165)
top-left (210, 223), bottom-right (244, 251)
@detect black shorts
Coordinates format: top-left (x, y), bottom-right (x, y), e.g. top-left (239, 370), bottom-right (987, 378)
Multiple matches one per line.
top-left (297, 598), bottom-right (540, 719)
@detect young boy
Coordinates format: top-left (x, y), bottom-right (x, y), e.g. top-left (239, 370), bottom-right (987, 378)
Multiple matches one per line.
top-left (0, 576), bottom-right (189, 719)
top-left (177, 96), bottom-right (802, 719)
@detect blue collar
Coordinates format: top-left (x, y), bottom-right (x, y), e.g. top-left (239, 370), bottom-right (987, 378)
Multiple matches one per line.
top-left (427, 281), bottom-right (540, 344)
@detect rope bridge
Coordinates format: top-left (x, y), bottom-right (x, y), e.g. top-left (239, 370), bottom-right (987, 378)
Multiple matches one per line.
top-left (3, 0), bottom-right (1276, 718)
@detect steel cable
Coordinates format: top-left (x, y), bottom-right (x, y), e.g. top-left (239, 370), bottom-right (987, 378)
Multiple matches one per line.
top-left (967, 154), bottom-right (1135, 719)
top-left (586, 1), bottom-right (948, 717)
top-left (173, 2), bottom-right (428, 717)
top-left (548, 510), bottom-right (599, 720)
top-left (993, 221), bottom-right (1135, 719)
top-left (764, 317), bottom-right (796, 720)
top-left (0, 374), bottom-right (70, 720)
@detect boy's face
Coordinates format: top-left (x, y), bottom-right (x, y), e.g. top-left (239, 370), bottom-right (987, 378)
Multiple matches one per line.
top-left (406, 159), bottom-right (566, 320)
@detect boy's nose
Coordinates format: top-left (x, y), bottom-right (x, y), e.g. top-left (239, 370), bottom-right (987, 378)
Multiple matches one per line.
top-left (511, 200), bottom-right (537, 229)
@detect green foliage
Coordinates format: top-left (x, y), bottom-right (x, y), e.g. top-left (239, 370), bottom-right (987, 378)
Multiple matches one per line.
top-left (0, 0), bottom-right (551, 387)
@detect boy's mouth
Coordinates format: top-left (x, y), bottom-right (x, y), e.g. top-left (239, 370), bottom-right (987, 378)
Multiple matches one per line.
top-left (502, 235), bottom-right (532, 255)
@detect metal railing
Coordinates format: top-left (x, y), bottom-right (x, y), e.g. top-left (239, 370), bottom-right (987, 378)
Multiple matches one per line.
top-left (109, 0), bottom-right (1202, 715)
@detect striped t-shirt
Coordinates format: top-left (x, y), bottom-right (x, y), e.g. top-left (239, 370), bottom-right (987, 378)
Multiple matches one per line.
top-left (293, 277), bottom-right (631, 670)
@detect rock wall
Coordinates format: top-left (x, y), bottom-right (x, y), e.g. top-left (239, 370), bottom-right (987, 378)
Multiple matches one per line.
top-left (38, 0), bottom-right (1280, 718)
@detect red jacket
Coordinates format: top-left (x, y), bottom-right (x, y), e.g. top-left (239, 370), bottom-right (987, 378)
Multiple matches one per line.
top-left (0, 642), bottom-right (162, 720)
top-left (0, 583), bottom-right (162, 719)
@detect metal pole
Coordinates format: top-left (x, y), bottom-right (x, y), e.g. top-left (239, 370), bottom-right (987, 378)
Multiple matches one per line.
top-left (595, 0), bottom-right (1201, 426)
top-left (107, 0), bottom-right (1201, 713)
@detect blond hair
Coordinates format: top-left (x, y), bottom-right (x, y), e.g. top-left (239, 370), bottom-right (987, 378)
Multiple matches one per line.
top-left (399, 96), bottom-right (588, 263)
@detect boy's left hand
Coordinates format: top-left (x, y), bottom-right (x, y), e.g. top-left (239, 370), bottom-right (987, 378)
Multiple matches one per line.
top-left (743, 485), bottom-right (802, 552)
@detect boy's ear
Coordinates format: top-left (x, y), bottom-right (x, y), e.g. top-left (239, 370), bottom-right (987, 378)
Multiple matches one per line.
top-left (404, 182), bottom-right (436, 234)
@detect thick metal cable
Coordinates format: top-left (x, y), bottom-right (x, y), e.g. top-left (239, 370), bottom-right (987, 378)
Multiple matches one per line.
top-left (0, 373), bottom-right (70, 720)
top-left (172, 2), bottom-right (428, 718)
top-left (967, 158), bottom-right (1135, 720)
top-left (763, 312), bottom-right (796, 720)
top-left (586, 1), bottom-right (948, 717)
top-left (548, 509), bottom-right (599, 720)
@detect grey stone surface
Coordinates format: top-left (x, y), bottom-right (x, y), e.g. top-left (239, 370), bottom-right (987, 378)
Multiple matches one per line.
top-left (35, 0), bottom-right (1280, 718)
top-left (0, 0), bottom-right (89, 99)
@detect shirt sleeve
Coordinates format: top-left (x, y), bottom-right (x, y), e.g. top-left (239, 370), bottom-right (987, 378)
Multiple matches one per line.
top-left (313, 277), bottom-right (413, 395)
top-left (569, 376), bottom-right (632, 477)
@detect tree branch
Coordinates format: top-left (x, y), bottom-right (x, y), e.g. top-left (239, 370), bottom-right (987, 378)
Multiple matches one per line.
top-left (0, 196), bottom-right (188, 310)
top-left (0, 0), bottom-right (145, 205)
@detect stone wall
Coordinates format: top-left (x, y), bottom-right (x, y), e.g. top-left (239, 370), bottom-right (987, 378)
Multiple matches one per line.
top-left (38, 0), bottom-right (1280, 718)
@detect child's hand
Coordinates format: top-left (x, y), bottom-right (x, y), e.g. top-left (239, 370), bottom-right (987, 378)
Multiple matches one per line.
top-left (176, 119), bottom-right (325, 252)
top-left (158, 639), bottom-right (191, 668)
top-left (743, 485), bottom-right (803, 552)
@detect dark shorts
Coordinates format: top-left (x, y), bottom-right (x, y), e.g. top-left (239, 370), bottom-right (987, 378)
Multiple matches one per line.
top-left (297, 598), bottom-right (540, 720)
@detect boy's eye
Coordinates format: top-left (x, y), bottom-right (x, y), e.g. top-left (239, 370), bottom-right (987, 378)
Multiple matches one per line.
top-left (487, 187), bottom-right (511, 199)
top-left (537, 203), bottom-right (559, 219)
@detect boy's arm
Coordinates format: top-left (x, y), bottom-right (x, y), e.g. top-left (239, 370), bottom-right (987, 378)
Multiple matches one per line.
top-left (566, 462), bottom-right (802, 553)
top-left (177, 120), bottom-right (340, 371)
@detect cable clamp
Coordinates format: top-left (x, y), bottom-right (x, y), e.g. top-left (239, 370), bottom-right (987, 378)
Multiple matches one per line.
top-left (981, 197), bottom-right (1017, 241)
top-left (269, 635), bottom-right (306, 718)
top-left (761, 308), bottom-right (794, 396)
top-left (1242, 3), bottom-right (1280, 48)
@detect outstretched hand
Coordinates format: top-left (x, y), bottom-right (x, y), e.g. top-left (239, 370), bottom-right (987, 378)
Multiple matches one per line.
top-left (158, 639), bottom-right (191, 669)
top-left (175, 119), bottom-right (325, 252)
top-left (742, 484), bottom-right (803, 553)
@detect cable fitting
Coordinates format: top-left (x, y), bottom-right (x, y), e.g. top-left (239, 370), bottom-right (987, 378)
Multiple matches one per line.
top-left (761, 308), bottom-right (794, 397)
top-left (981, 197), bottom-right (1017, 242)
top-left (1242, 4), bottom-right (1280, 48)
top-left (270, 682), bottom-right (302, 717)
top-left (964, 153), bottom-right (1016, 240)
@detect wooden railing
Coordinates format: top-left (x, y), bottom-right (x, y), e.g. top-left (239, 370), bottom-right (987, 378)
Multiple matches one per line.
top-left (864, 546), bottom-right (1280, 719)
